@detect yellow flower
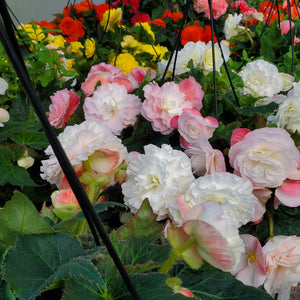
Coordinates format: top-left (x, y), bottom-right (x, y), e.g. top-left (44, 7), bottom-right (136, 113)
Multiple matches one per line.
top-left (138, 44), bottom-right (168, 60)
top-left (135, 22), bottom-right (155, 41)
top-left (84, 38), bottom-right (96, 58)
top-left (109, 53), bottom-right (139, 74)
top-left (100, 8), bottom-right (122, 32)
top-left (19, 23), bottom-right (45, 41)
top-left (68, 41), bottom-right (84, 57)
top-left (50, 35), bottom-right (65, 48)
top-left (121, 35), bottom-right (139, 49)
top-left (66, 59), bottom-right (75, 70)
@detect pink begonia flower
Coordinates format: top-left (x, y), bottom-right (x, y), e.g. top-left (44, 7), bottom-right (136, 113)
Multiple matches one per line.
top-left (171, 108), bottom-right (218, 148)
top-left (280, 20), bottom-right (294, 35)
top-left (229, 127), bottom-right (299, 188)
top-left (0, 108), bottom-right (9, 127)
top-left (181, 202), bottom-right (245, 271)
top-left (193, 0), bottom-right (228, 19)
top-left (41, 120), bottom-right (128, 187)
top-left (141, 81), bottom-right (195, 135)
top-left (130, 67), bottom-right (156, 85)
top-left (251, 186), bottom-right (272, 223)
top-left (230, 128), bottom-right (251, 146)
top-left (231, 234), bottom-right (267, 288)
top-left (81, 62), bottom-right (138, 95)
top-left (263, 236), bottom-right (300, 295)
top-left (51, 188), bottom-right (80, 210)
top-left (275, 179), bottom-right (300, 208)
top-left (178, 76), bottom-right (204, 111)
top-left (83, 82), bottom-right (142, 135)
top-left (185, 136), bottom-right (226, 176)
top-left (48, 88), bottom-right (80, 129)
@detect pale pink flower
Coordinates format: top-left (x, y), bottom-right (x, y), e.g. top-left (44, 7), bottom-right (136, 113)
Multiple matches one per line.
top-left (280, 20), bottom-right (294, 35)
top-left (141, 81), bottom-right (195, 135)
top-left (263, 236), bottom-right (300, 295)
top-left (171, 108), bottom-right (218, 148)
top-left (181, 202), bottom-right (245, 271)
top-left (0, 108), bottom-right (9, 127)
top-left (178, 76), bottom-right (204, 111)
top-left (275, 179), bottom-right (300, 208)
top-left (83, 83), bottom-right (142, 135)
top-left (81, 62), bottom-right (138, 95)
top-left (251, 186), bottom-right (271, 223)
top-left (51, 188), bottom-right (80, 210)
top-left (185, 136), bottom-right (226, 176)
top-left (130, 67), bottom-right (156, 84)
top-left (48, 88), bottom-right (80, 129)
top-left (193, 0), bottom-right (228, 19)
top-left (231, 234), bottom-right (267, 288)
top-left (229, 127), bottom-right (300, 188)
top-left (41, 120), bottom-right (128, 187)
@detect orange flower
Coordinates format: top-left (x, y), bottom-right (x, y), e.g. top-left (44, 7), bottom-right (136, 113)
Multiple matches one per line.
top-left (74, 0), bottom-right (94, 14)
top-left (258, 1), bottom-right (284, 24)
top-left (38, 20), bottom-right (57, 34)
top-left (94, 3), bottom-right (110, 22)
top-left (149, 18), bottom-right (166, 28)
top-left (181, 23), bottom-right (216, 46)
top-left (59, 17), bottom-right (85, 43)
top-left (63, 6), bottom-right (71, 17)
top-left (161, 9), bottom-right (183, 22)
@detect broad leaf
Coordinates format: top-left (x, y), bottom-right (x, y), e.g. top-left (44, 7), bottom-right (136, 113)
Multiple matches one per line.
top-left (3, 233), bottom-right (94, 300)
top-left (11, 131), bottom-right (49, 150)
top-left (116, 199), bottom-right (163, 240)
top-left (0, 190), bottom-right (54, 245)
top-left (173, 264), bottom-right (273, 300)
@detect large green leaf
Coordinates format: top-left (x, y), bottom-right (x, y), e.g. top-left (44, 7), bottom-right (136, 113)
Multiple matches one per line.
top-left (173, 264), bottom-right (272, 300)
top-left (0, 146), bottom-right (37, 186)
top-left (11, 131), bottom-right (49, 150)
top-left (116, 199), bottom-right (163, 240)
top-left (3, 233), bottom-right (98, 300)
top-left (0, 190), bottom-right (54, 245)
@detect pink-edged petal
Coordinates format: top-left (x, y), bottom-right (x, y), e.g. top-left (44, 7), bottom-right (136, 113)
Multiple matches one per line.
top-left (230, 128), bottom-right (251, 146)
top-left (177, 194), bottom-right (191, 216)
top-left (275, 179), bottom-right (300, 207)
top-left (88, 149), bottom-right (120, 174)
top-left (183, 219), bottom-right (235, 271)
top-left (81, 71), bottom-right (112, 95)
top-left (167, 226), bottom-right (204, 270)
top-left (170, 115), bottom-right (179, 129)
top-left (204, 116), bottom-right (219, 127)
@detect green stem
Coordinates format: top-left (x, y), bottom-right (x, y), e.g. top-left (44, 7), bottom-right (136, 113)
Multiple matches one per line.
top-left (244, 23), bottom-right (254, 47)
top-left (86, 183), bottom-right (98, 204)
top-left (77, 219), bottom-right (89, 235)
top-left (267, 210), bottom-right (274, 238)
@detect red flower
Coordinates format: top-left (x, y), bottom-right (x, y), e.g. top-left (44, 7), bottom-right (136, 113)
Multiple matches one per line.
top-left (59, 17), bottom-right (85, 42)
top-left (111, 0), bottom-right (141, 10)
top-left (131, 11), bottom-right (150, 25)
top-left (181, 23), bottom-right (216, 46)
top-left (38, 20), bottom-right (57, 34)
top-left (94, 3), bottom-right (110, 22)
top-left (63, 6), bottom-right (71, 17)
top-left (74, 0), bottom-right (95, 14)
top-left (149, 18), bottom-right (166, 28)
top-left (161, 9), bottom-right (183, 22)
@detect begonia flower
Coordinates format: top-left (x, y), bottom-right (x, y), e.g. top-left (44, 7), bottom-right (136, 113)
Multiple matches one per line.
top-left (59, 17), bottom-right (85, 42)
top-left (231, 234), bottom-right (267, 288)
top-left (0, 77), bottom-right (9, 95)
top-left (0, 108), bottom-right (9, 127)
top-left (275, 179), bottom-right (300, 208)
top-left (48, 88), bottom-right (80, 129)
top-left (83, 82), bottom-right (142, 135)
top-left (229, 127), bottom-right (299, 188)
top-left (193, 0), bottom-right (228, 19)
top-left (224, 13), bottom-right (243, 40)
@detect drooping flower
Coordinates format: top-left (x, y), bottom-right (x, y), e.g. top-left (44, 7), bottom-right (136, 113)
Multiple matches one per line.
top-left (238, 59), bottom-right (284, 97)
top-left (84, 38), bottom-right (96, 58)
top-left (229, 127), bottom-right (300, 188)
top-left (100, 8), bottom-right (122, 32)
top-left (193, 0), bottom-right (228, 19)
top-left (83, 82), bottom-right (142, 135)
top-left (231, 234), bottom-right (267, 288)
top-left (0, 77), bottom-right (8, 95)
top-left (41, 120), bottom-right (128, 187)
top-left (185, 136), bottom-right (226, 176)
top-left (121, 144), bottom-right (194, 223)
top-left (0, 108), bottom-right (9, 127)
top-left (263, 236), bottom-right (300, 295)
top-left (179, 172), bottom-right (259, 227)
top-left (48, 89), bottom-right (80, 129)
top-left (224, 13), bottom-right (243, 40)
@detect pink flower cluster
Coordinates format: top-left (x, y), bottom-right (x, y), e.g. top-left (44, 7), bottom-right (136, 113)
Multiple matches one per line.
top-left (193, 0), bottom-right (228, 19)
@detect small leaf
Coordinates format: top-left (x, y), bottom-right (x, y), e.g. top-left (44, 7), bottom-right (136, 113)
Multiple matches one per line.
top-left (0, 190), bottom-right (54, 245)
top-left (116, 199), bottom-right (163, 240)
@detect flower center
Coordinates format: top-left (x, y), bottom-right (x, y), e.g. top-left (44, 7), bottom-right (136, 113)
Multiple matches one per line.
top-left (248, 252), bottom-right (257, 262)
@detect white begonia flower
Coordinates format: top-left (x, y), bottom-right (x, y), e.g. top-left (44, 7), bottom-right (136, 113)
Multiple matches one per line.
top-left (273, 96), bottom-right (300, 133)
top-left (0, 108), bottom-right (9, 127)
top-left (224, 13), bottom-right (243, 40)
top-left (181, 172), bottom-right (259, 227)
top-left (279, 72), bottom-right (294, 92)
top-left (121, 144), bottom-right (194, 223)
top-left (200, 41), bottom-right (230, 75)
top-left (288, 80), bottom-right (300, 97)
top-left (238, 59), bottom-right (284, 97)
top-left (0, 77), bottom-right (9, 95)
top-left (40, 120), bottom-right (128, 187)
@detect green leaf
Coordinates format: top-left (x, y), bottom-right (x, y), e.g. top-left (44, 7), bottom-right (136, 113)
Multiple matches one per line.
top-left (116, 199), bottom-right (164, 240)
top-left (0, 190), bottom-right (54, 245)
top-left (3, 233), bottom-right (91, 300)
top-left (236, 102), bottom-right (278, 117)
top-left (11, 131), bottom-right (49, 150)
top-left (173, 264), bottom-right (273, 300)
